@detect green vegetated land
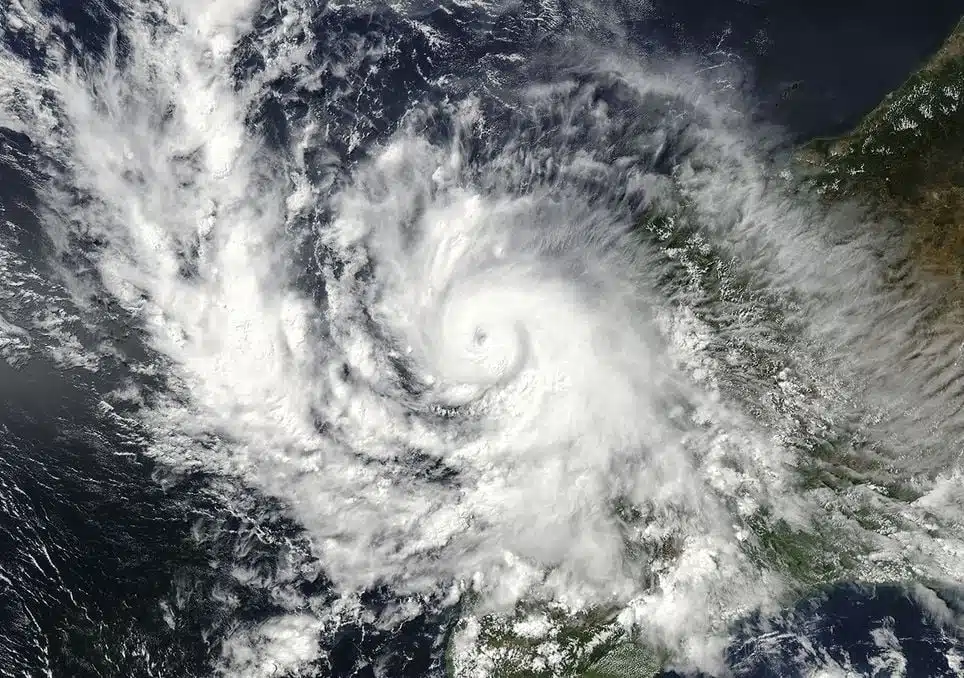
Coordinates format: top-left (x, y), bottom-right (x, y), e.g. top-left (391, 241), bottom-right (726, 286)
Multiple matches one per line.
top-left (448, 20), bottom-right (964, 678)
top-left (800, 17), bottom-right (964, 292)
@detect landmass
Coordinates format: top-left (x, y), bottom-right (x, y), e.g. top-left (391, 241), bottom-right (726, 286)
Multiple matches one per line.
top-left (446, 17), bottom-right (964, 678)
top-left (799, 18), bottom-right (964, 291)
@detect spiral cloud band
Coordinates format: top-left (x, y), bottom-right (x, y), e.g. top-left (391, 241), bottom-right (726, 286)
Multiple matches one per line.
top-left (3, 0), bottom-right (964, 672)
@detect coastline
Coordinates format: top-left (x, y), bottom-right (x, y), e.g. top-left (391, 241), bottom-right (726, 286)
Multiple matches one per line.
top-left (798, 17), bottom-right (964, 293)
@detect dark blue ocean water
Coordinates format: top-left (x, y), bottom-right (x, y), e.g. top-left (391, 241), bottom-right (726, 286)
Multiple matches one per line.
top-left (641, 0), bottom-right (964, 140)
top-left (1, 1), bottom-right (963, 676)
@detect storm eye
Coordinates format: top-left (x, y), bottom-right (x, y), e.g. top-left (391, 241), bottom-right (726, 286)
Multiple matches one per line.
top-left (473, 328), bottom-right (487, 346)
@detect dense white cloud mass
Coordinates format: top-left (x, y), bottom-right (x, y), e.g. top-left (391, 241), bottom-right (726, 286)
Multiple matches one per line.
top-left (2, 0), bottom-right (964, 673)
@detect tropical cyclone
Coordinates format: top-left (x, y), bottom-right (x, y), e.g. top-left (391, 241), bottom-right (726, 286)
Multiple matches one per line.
top-left (1, 1), bottom-right (964, 677)
top-left (452, 14), bottom-right (964, 677)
